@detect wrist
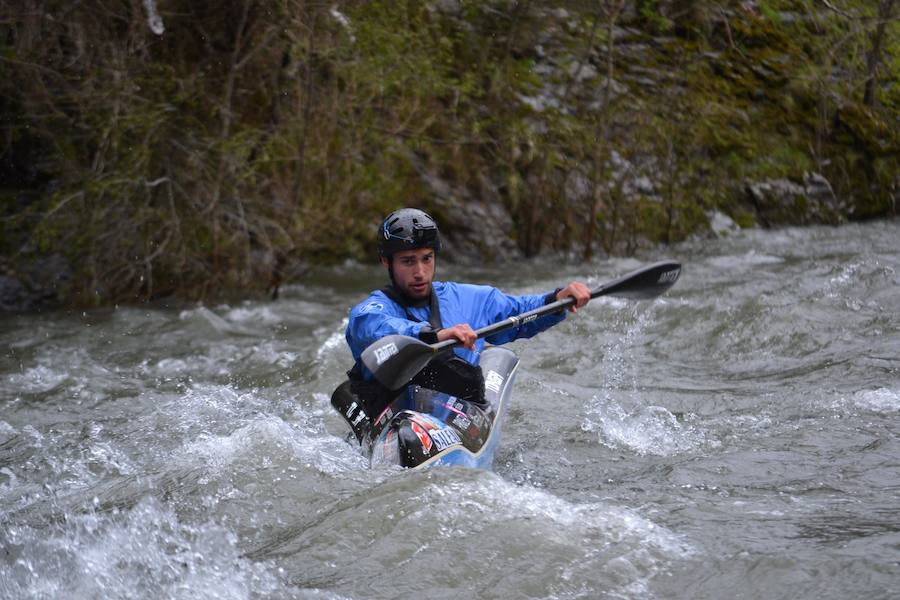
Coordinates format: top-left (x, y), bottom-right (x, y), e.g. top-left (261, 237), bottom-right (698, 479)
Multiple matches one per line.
top-left (545, 288), bottom-right (564, 305)
top-left (418, 326), bottom-right (441, 344)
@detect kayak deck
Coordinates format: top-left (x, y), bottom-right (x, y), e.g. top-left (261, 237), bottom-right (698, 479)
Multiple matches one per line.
top-left (332, 346), bottom-right (519, 470)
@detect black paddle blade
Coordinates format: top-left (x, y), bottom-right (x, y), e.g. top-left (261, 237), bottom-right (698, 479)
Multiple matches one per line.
top-left (594, 260), bottom-right (681, 300)
top-left (361, 334), bottom-right (437, 390)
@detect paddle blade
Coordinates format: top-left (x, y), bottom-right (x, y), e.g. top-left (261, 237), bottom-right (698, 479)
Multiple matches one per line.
top-left (594, 260), bottom-right (682, 300)
top-left (361, 334), bottom-right (437, 390)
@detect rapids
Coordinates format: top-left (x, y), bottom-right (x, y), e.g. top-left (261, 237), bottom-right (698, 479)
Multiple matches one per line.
top-left (2, 220), bottom-right (899, 599)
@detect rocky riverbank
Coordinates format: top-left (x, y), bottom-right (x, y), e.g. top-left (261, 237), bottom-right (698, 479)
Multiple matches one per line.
top-left (1, 1), bottom-right (896, 309)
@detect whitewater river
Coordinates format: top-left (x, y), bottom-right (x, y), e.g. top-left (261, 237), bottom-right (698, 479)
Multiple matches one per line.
top-left (2, 220), bottom-right (898, 599)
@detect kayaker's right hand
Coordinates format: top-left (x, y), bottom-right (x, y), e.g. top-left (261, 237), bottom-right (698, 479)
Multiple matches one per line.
top-left (438, 324), bottom-right (477, 350)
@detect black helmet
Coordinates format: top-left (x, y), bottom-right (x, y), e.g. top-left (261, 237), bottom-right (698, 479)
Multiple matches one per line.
top-left (378, 208), bottom-right (442, 258)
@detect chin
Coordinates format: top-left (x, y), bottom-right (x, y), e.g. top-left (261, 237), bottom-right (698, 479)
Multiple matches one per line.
top-left (406, 286), bottom-right (429, 299)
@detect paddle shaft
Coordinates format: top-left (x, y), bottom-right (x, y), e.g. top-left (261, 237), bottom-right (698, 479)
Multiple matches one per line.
top-left (430, 296), bottom-right (577, 353)
top-left (431, 259), bottom-right (680, 353)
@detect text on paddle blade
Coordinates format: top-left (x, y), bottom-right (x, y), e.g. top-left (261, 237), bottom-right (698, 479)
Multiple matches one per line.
top-left (374, 342), bottom-right (398, 365)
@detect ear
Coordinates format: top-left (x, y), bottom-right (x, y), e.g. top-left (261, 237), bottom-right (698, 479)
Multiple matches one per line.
top-left (380, 256), bottom-right (390, 269)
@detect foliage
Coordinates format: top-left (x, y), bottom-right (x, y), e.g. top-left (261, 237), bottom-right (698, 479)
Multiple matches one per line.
top-left (0, 0), bottom-right (897, 306)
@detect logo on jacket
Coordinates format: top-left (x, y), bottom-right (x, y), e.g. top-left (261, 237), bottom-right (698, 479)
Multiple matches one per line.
top-left (361, 302), bottom-right (384, 314)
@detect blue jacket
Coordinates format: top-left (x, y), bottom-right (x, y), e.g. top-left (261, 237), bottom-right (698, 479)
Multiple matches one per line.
top-left (346, 281), bottom-right (566, 380)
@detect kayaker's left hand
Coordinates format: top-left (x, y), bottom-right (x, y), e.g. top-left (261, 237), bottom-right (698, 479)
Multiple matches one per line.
top-left (438, 323), bottom-right (477, 350)
top-left (556, 281), bottom-right (591, 313)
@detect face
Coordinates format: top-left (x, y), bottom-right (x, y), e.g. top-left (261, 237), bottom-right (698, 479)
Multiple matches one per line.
top-left (383, 248), bottom-right (435, 300)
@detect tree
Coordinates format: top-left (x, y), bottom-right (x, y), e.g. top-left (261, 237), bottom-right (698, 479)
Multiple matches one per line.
top-left (863, 0), bottom-right (898, 106)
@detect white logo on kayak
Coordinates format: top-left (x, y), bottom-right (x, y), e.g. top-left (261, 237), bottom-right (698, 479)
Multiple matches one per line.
top-left (429, 428), bottom-right (461, 451)
top-left (345, 401), bottom-right (367, 427)
top-left (374, 342), bottom-right (398, 365)
top-left (657, 269), bottom-right (680, 284)
top-left (452, 413), bottom-right (471, 429)
top-left (485, 370), bottom-right (504, 394)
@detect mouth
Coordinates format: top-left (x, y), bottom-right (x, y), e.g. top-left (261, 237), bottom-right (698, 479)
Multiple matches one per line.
top-left (409, 282), bottom-right (428, 295)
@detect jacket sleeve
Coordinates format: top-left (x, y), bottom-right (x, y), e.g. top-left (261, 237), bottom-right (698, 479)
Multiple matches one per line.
top-left (471, 285), bottom-right (567, 345)
top-left (345, 294), bottom-right (427, 362)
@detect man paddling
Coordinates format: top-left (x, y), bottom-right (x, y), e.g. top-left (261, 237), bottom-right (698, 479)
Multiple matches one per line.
top-left (343, 207), bottom-right (590, 420)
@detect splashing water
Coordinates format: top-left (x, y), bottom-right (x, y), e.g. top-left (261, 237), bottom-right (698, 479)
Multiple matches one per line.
top-left (2, 497), bottom-right (281, 599)
top-left (2, 221), bottom-right (899, 599)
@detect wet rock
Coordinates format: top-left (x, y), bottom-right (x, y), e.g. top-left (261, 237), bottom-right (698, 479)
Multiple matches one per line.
top-left (429, 183), bottom-right (520, 263)
top-left (446, 201), bottom-right (519, 262)
top-left (428, 0), bottom-right (461, 17)
top-left (567, 61), bottom-right (598, 82)
top-left (420, 184), bottom-right (518, 262)
top-left (0, 272), bottom-right (57, 312)
top-left (745, 172), bottom-right (847, 227)
top-left (0, 254), bottom-right (71, 312)
top-left (0, 274), bottom-right (28, 311)
top-left (405, 151), bottom-right (520, 263)
top-left (706, 211), bottom-right (741, 238)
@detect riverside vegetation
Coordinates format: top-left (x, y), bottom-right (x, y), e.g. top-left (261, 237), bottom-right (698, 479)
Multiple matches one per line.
top-left (1, 0), bottom-right (897, 308)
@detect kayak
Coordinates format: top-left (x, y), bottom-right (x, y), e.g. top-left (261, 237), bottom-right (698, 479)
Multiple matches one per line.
top-left (331, 346), bottom-right (519, 469)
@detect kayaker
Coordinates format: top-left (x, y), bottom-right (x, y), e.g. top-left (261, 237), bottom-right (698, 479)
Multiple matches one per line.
top-left (344, 207), bottom-right (591, 419)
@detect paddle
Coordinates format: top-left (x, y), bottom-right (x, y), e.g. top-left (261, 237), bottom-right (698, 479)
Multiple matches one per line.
top-left (361, 260), bottom-right (682, 390)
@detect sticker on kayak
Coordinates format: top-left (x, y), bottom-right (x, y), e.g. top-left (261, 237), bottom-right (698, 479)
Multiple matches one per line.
top-left (452, 413), bottom-right (471, 429)
top-left (485, 370), bottom-right (504, 394)
top-left (429, 427), bottom-right (461, 451)
top-left (374, 342), bottom-right (398, 365)
top-left (405, 413), bottom-right (461, 452)
top-left (410, 422), bottom-right (433, 452)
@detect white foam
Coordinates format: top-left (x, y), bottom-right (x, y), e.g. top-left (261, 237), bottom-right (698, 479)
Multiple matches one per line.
top-left (224, 305), bottom-right (284, 326)
top-left (247, 341), bottom-right (299, 368)
top-left (0, 497), bottom-right (282, 599)
top-left (394, 475), bottom-right (694, 596)
top-left (582, 397), bottom-right (714, 456)
top-left (4, 364), bottom-right (69, 394)
top-left (143, 341), bottom-right (298, 382)
top-left (313, 319), bottom-right (352, 382)
top-left (708, 251), bottom-right (783, 269)
top-left (179, 415), bottom-right (368, 478)
top-left (163, 384), bottom-right (274, 430)
top-left (148, 357), bottom-right (192, 375)
top-left (179, 306), bottom-right (258, 336)
top-left (0, 419), bottom-right (143, 517)
top-left (851, 387), bottom-right (900, 413)
top-left (315, 322), bottom-right (348, 363)
top-left (827, 261), bottom-right (864, 288)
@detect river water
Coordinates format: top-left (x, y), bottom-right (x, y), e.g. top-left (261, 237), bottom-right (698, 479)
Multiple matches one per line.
top-left (1, 221), bottom-right (898, 599)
